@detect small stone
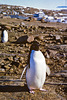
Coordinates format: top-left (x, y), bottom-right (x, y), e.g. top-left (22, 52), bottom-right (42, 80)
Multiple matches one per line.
top-left (8, 57), bottom-right (13, 61)
top-left (10, 68), bottom-right (14, 73)
top-left (27, 35), bottom-right (34, 43)
top-left (35, 35), bottom-right (43, 40)
top-left (32, 17), bottom-right (37, 21)
top-left (19, 57), bottom-right (24, 62)
top-left (46, 59), bottom-right (53, 65)
top-left (64, 64), bottom-right (67, 68)
top-left (55, 35), bottom-right (61, 40)
top-left (20, 22), bottom-right (25, 27)
top-left (41, 18), bottom-right (45, 23)
top-left (4, 65), bottom-right (10, 70)
top-left (65, 29), bottom-right (67, 32)
top-left (0, 68), bottom-right (5, 72)
top-left (18, 63), bottom-right (23, 68)
top-left (15, 36), bottom-right (19, 40)
top-left (25, 43), bottom-right (29, 47)
top-left (5, 25), bottom-right (11, 30)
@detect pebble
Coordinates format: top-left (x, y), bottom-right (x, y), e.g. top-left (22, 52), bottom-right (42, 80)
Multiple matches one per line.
top-left (27, 35), bottom-right (34, 43)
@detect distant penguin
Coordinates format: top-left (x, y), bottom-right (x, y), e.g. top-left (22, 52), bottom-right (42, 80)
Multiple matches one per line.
top-left (1, 29), bottom-right (8, 43)
top-left (26, 41), bottom-right (50, 93)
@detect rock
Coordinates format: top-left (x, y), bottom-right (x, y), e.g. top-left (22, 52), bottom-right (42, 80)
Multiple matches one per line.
top-left (8, 57), bottom-right (13, 61)
top-left (46, 59), bottom-right (53, 65)
top-left (11, 61), bottom-right (20, 68)
top-left (50, 72), bottom-right (67, 78)
top-left (65, 40), bottom-right (67, 44)
top-left (17, 29), bottom-right (26, 33)
top-left (29, 28), bottom-right (33, 32)
top-left (47, 45), bottom-right (67, 51)
top-left (12, 28), bottom-right (15, 31)
top-left (25, 43), bottom-right (29, 47)
top-left (64, 63), bottom-right (67, 68)
top-left (20, 22), bottom-right (25, 27)
top-left (38, 26), bottom-right (45, 29)
top-left (27, 35), bottom-right (34, 43)
top-left (15, 36), bottom-right (19, 40)
top-left (10, 68), bottom-right (14, 73)
top-left (13, 65), bottom-right (17, 70)
top-left (41, 18), bottom-right (46, 23)
top-left (65, 29), bottom-right (67, 32)
top-left (32, 17), bottom-right (37, 21)
top-left (33, 26), bottom-right (38, 30)
top-left (55, 35), bottom-right (61, 40)
top-left (20, 50), bottom-right (25, 53)
top-left (16, 35), bottom-right (28, 44)
top-left (46, 50), bottom-right (57, 58)
top-left (13, 55), bottom-right (20, 62)
top-left (11, 25), bottom-right (19, 30)
top-left (56, 53), bottom-right (64, 59)
top-left (45, 52), bottom-right (50, 58)
top-left (0, 26), bottom-right (1, 30)
top-left (4, 65), bottom-right (10, 70)
top-left (35, 35), bottom-right (43, 41)
top-left (53, 35), bottom-right (62, 43)
top-left (44, 33), bottom-right (49, 37)
top-left (1, 63), bottom-right (5, 66)
top-left (19, 57), bottom-right (24, 63)
top-left (18, 63), bottom-right (23, 69)
top-left (0, 68), bottom-right (5, 72)
top-left (29, 17), bottom-right (34, 22)
top-left (5, 25), bottom-right (11, 30)
top-left (62, 36), bottom-right (67, 43)
top-left (23, 29), bottom-right (27, 34)
top-left (24, 18), bottom-right (30, 21)
top-left (24, 25), bottom-right (29, 29)
top-left (23, 64), bottom-right (27, 68)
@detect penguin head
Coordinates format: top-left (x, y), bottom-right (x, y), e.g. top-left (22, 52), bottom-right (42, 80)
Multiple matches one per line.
top-left (1, 28), bottom-right (4, 38)
top-left (27, 41), bottom-right (40, 65)
top-left (2, 27), bottom-right (6, 31)
top-left (1, 28), bottom-right (6, 34)
top-left (30, 41), bottom-right (40, 51)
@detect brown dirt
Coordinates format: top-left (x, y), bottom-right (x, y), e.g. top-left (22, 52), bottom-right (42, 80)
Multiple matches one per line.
top-left (0, 18), bottom-right (67, 100)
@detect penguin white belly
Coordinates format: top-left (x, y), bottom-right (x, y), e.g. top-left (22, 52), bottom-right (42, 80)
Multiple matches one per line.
top-left (1, 30), bottom-right (8, 43)
top-left (26, 50), bottom-right (47, 89)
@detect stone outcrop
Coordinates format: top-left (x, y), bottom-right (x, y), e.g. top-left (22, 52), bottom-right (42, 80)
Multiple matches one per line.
top-left (16, 35), bottom-right (28, 44)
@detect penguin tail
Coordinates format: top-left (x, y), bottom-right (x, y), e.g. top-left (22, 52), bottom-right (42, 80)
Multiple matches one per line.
top-left (46, 65), bottom-right (50, 76)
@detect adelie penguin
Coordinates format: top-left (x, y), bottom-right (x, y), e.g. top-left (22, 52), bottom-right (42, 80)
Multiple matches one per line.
top-left (26, 41), bottom-right (50, 93)
top-left (1, 29), bottom-right (8, 43)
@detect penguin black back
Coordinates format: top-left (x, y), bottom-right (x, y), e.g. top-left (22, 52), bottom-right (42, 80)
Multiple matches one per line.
top-left (1, 29), bottom-right (4, 38)
top-left (1, 29), bottom-right (4, 42)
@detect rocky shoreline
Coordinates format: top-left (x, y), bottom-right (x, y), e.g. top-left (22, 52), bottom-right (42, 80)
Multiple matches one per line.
top-left (0, 18), bottom-right (67, 100)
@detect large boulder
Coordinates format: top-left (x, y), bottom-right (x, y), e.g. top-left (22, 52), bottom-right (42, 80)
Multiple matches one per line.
top-left (16, 35), bottom-right (34, 44)
top-left (16, 35), bottom-right (28, 44)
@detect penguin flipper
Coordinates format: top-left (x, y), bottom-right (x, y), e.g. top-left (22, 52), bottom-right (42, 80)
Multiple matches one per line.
top-left (46, 65), bottom-right (50, 76)
top-left (20, 65), bottom-right (28, 80)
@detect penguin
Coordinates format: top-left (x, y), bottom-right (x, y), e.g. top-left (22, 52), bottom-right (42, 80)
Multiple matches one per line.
top-left (26, 41), bottom-right (50, 93)
top-left (1, 29), bottom-right (8, 43)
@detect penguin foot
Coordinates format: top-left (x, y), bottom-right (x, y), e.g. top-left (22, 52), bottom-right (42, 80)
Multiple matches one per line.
top-left (40, 88), bottom-right (47, 92)
top-left (29, 87), bottom-right (35, 94)
top-left (29, 90), bottom-right (35, 94)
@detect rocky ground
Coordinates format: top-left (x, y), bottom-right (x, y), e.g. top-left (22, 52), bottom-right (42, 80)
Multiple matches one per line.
top-left (0, 18), bottom-right (67, 100)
